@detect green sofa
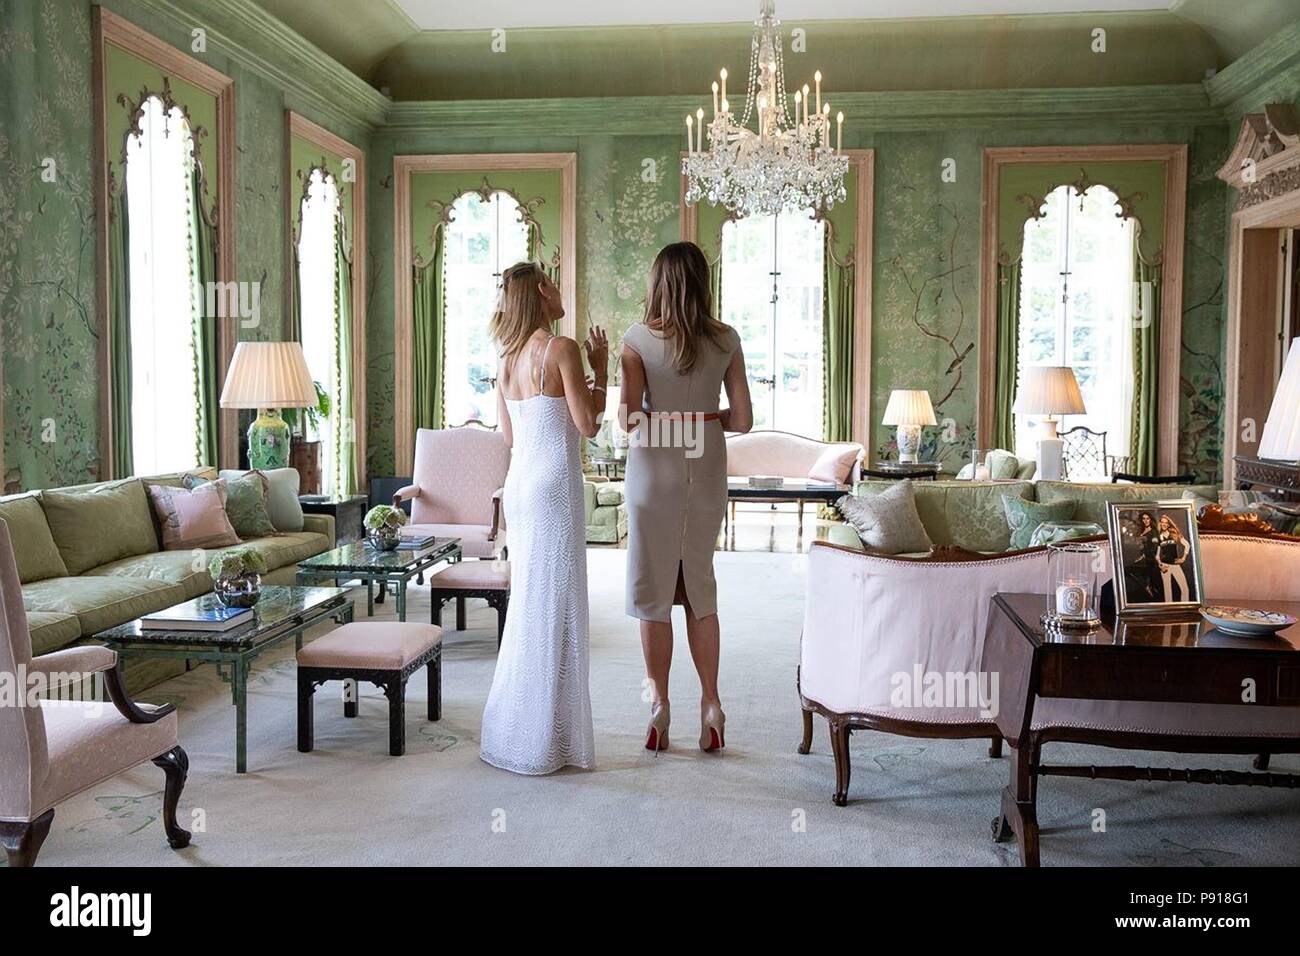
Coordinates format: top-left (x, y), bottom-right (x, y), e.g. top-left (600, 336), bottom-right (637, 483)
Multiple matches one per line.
top-left (584, 479), bottom-right (628, 544)
top-left (825, 478), bottom-right (1218, 553)
top-left (0, 469), bottom-right (334, 692)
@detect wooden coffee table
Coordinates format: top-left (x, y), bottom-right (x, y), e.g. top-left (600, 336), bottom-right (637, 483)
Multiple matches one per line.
top-left (295, 537), bottom-right (461, 620)
top-left (96, 586), bottom-right (353, 773)
top-left (983, 593), bottom-right (1300, 866)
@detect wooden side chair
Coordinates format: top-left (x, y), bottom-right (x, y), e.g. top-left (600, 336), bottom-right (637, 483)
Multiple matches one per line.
top-left (0, 519), bottom-right (191, 867)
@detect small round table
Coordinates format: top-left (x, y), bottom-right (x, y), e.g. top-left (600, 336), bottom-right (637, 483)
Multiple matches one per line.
top-left (589, 457), bottom-right (625, 480)
top-left (862, 461), bottom-right (941, 481)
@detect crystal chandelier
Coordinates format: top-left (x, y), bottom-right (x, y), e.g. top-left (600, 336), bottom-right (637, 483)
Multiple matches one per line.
top-left (682, 0), bottom-right (848, 218)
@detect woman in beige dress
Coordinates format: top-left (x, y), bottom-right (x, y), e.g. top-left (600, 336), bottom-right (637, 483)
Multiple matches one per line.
top-left (619, 241), bottom-right (753, 753)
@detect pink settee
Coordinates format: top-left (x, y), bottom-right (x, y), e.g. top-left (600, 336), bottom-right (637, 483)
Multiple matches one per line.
top-left (725, 430), bottom-right (863, 485)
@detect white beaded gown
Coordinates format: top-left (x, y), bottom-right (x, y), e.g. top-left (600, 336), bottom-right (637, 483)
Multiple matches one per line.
top-left (479, 391), bottom-right (596, 775)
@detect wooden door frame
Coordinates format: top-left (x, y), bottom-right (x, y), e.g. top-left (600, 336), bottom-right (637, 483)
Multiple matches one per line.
top-left (284, 110), bottom-right (368, 490)
top-left (392, 152), bottom-right (577, 473)
top-left (92, 7), bottom-right (237, 476)
top-left (680, 149), bottom-right (875, 447)
top-left (1217, 106), bottom-right (1300, 484)
top-left (978, 145), bottom-right (1187, 476)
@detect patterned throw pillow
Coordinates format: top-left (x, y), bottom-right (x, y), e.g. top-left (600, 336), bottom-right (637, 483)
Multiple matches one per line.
top-left (223, 471), bottom-right (279, 539)
top-left (836, 481), bottom-right (934, 555)
top-left (147, 480), bottom-right (241, 550)
top-left (1002, 495), bottom-right (1077, 550)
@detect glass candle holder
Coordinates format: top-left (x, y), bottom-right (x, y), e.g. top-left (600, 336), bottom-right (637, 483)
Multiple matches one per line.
top-left (1042, 541), bottom-right (1102, 632)
top-left (968, 448), bottom-right (991, 481)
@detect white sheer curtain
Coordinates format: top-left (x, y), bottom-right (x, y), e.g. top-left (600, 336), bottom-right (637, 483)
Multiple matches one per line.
top-left (297, 169), bottom-right (340, 494)
top-left (1014, 184), bottom-right (1136, 472)
top-left (125, 96), bottom-right (200, 476)
top-left (443, 190), bottom-right (529, 427)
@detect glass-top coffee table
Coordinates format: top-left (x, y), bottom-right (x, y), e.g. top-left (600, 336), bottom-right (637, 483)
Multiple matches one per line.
top-left (295, 537), bottom-right (462, 620)
top-left (96, 586), bottom-right (353, 774)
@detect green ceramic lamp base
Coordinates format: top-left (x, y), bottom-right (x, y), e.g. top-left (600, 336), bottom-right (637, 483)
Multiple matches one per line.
top-left (248, 409), bottom-right (291, 470)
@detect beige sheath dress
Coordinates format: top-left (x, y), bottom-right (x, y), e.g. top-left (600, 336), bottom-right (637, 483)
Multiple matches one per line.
top-left (622, 322), bottom-right (741, 622)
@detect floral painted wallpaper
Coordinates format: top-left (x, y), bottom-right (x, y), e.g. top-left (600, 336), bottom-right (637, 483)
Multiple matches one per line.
top-left (0, 1), bottom-right (1236, 492)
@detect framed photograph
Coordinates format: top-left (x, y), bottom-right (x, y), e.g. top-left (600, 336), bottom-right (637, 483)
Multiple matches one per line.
top-left (1105, 500), bottom-right (1204, 615)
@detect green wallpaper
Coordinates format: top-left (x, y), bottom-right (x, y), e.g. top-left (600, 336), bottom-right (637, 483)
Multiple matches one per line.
top-left (0, 0), bottom-right (369, 492)
top-left (2, 0), bottom-right (1270, 493)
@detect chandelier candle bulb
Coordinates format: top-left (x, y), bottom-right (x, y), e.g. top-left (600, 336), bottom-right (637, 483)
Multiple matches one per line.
top-left (815, 70), bottom-right (822, 113)
top-left (685, 115), bottom-right (694, 153)
top-left (802, 84), bottom-right (810, 125)
top-left (837, 111), bottom-right (843, 153)
top-left (712, 80), bottom-right (719, 116)
top-left (720, 67), bottom-right (727, 108)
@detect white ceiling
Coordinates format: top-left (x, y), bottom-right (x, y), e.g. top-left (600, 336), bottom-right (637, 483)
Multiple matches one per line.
top-left (391, 0), bottom-right (1172, 30)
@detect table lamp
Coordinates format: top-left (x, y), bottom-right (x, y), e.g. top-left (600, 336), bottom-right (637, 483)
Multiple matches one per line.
top-left (219, 341), bottom-right (318, 470)
top-left (1014, 365), bottom-right (1086, 480)
top-left (882, 389), bottom-right (937, 464)
top-left (1260, 338), bottom-right (1300, 463)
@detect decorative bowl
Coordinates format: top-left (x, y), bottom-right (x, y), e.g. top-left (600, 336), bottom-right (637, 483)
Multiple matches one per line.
top-left (367, 527), bottom-right (401, 551)
top-left (1200, 605), bottom-right (1298, 637)
top-left (214, 572), bottom-right (262, 609)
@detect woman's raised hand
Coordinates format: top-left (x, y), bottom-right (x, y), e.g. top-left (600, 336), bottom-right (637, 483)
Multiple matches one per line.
top-left (584, 325), bottom-right (609, 380)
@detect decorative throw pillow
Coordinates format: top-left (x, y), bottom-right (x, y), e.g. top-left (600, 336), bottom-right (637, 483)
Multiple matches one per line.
top-left (0, 495), bottom-right (69, 583)
top-left (219, 468), bottom-right (303, 532)
top-left (222, 471), bottom-right (278, 539)
top-left (808, 444), bottom-right (860, 484)
top-left (986, 449), bottom-right (1022, 480)
top-left (1002, 495), bottom-right (1076, 550)
top-left (836, 481), bottom-right (933, 555)
top-left (147, 480), bottom-right (241, 550)
top-left (38, 479), bottom-right (159, 575)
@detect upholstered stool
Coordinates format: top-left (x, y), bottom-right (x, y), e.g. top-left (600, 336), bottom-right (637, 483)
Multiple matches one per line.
top-left (296, 622), bottom-right (442, 757)
top-left (428, 560), bottom-right (510, 646)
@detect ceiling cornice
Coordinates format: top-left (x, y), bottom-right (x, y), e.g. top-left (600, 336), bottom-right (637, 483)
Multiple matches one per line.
top-left (1204, 19), bottom-right (1300, 116)
top-left (126, 0), bottom-right (390, 131)
top-left (382, 85), bottom-right (1221, 136)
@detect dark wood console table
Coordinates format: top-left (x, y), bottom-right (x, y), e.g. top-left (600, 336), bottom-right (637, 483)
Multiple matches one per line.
top-left (1234, 455), bottom-right (1300, 499)
top-left (982, 592), bottom-right (1300, 867)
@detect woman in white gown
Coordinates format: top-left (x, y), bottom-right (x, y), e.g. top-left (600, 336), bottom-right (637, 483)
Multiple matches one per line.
top-left (480, 261), bottom-right (607, 775)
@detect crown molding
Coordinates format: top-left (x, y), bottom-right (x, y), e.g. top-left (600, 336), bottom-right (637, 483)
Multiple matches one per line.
top-left (1205, 20), bottom-right (1300, 116)
top-left (122, 0), bottom-right (389, 131)
top-left (383, 84), bottom-right (1222, 136)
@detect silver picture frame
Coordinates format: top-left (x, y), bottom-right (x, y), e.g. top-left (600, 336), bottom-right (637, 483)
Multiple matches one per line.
top-left (1105, 499), bottom-right (1204, 616)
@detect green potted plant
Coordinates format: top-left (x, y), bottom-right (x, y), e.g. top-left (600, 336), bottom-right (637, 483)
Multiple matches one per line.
top-left (283, 381), bottom-right (331, 495)
top-left (208, 547), bottom-right (270, 608)
top-left (364, 504), bottom-right (409, 551)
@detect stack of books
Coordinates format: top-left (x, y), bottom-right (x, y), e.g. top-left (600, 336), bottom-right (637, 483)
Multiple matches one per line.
top-left (140, 599), bottom-right (254, 632)
top-left (397, 530), bottom-right (438, 549)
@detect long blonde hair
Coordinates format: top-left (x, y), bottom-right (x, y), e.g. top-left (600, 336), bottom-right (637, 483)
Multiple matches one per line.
top-left (643, 241), bottom-right (731, 373)
top-left (489, 260), bottom-right (548, 357)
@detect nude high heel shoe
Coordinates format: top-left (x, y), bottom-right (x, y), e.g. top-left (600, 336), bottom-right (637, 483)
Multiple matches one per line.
top-left (700, 702), bottom-right (726, 752)
top-left (645, 700), bottom-right (670, 753)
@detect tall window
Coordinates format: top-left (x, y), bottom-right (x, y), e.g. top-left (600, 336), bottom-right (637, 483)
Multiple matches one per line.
top-left (125, 95), bottom-right (200, 475)
top-left (443, 190), bottom-right (530, 427)
top-left (721, 209), bottom-right (825, 435)
top-left (1016, 185), bottom-right (1136, 471)
top-left (297, 168), bottom-right (341, 493)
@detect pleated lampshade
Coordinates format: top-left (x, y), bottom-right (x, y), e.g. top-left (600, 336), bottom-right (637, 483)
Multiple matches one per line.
top-left (881, 389), bottom-right (937, 426)
top-left (219, 341), bottom-right (318, 409)
top-left (1260, 338), bottom-right (1300, 462)
top-left (1013, 366), bottom-right (1087, 416)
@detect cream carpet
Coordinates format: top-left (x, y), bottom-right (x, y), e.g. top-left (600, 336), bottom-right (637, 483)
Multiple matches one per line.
top-left (29, 548), bottom-right (1300, 867)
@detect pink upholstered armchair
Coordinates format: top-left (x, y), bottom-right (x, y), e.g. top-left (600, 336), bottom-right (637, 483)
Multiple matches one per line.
top-left (394, 427), bottom-right (511, 559)
top-left (0, 519), bottom-right (191, 866)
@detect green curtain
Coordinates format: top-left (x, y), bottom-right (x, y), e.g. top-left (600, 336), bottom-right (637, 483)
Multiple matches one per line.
top-left (992, 259), bottom-right (1021, 452)
top-left (1131, 253), bottom-right (1161, 475)
top-left (335, 216), bottom-right (356, 494)
top-left (190, 165), bottom-right (220, 469)
top-left (109, 189), bottom-right (133, 479)
top-left (413, 226), bottom-right (445, 431)
top-left (823, 238), bottom-right (854, 443)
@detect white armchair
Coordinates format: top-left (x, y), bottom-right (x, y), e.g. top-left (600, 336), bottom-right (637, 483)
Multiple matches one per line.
top-left (798, 540), bottom-right (1051, 806)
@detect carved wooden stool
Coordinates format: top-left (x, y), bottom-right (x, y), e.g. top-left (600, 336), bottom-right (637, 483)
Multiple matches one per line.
top-left (427, 560), bottom-right (510, 647)
top-left (296, 621), bottom-right (442, 757)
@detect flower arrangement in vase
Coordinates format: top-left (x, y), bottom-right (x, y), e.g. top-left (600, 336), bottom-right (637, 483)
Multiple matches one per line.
top-left (208, 547), bottom-right (270, 608)
top-left (364, 504), bottom-right (409, 551)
